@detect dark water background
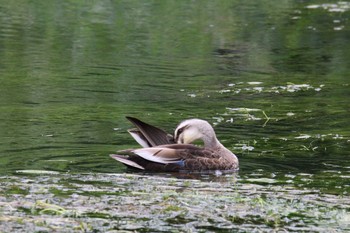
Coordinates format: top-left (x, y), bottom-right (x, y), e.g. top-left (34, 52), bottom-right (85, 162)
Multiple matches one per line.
top-left (0, 1), bottom-right (349, 232)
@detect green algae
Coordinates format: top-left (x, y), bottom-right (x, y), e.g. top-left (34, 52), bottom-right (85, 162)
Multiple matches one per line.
top-left (1, 173), bottom-right (349, 232)
top-left (4, 185), bottom-right (30, 196)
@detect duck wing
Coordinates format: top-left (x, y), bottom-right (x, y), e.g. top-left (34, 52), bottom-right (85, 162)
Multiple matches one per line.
top-left (110, 154), bottom-right (145, 170)
top-left (120, 144), bottom-right (205, 163)
top-left (117, 147), bottom-right (181, 164)
top-left (111, 144), bottom-right (238, 171)
top-left (140, 145), bottom-right (238, 170)
top-left (126, 116), bottom-right (175, 147)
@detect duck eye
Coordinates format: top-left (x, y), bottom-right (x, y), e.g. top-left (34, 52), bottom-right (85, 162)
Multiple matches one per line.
top-left (175, 127), bottom-right (185, 140)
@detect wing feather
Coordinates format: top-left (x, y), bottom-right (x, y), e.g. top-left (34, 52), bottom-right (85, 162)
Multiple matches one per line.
top-left (133, 147), bottom-right (182, 164)
top-left (126, 116), bottom-right (174, 146)
top-left (110, 154), bottom-right (145, 170)
top-left (128, 129), bottom-right (151, 148)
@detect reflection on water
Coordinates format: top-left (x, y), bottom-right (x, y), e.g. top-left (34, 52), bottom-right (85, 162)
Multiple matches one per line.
top-left (0, 0), bottom-right (349, 232)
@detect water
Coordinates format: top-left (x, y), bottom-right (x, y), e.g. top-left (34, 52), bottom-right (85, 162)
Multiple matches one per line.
top-left (0, 1), bottom-right (349, 232)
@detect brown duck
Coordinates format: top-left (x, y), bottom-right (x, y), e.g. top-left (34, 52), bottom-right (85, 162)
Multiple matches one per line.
top-left (110, 117), bottom-right (239, 172)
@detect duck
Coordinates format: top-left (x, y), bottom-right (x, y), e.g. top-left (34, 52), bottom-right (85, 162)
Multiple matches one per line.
top-left (110, 116), bottom-right (239, 172)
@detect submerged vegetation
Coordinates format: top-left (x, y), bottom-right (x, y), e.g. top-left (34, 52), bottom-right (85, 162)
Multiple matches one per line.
top-left (1, 172), bottom-right (349, 232)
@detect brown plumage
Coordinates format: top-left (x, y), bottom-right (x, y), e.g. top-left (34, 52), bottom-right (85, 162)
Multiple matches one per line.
top-left (110, 117), bottom-right (239, 172)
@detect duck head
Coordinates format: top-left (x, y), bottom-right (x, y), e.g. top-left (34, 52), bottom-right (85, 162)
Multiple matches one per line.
top-left (174, 119), bottom-right (219, 148)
